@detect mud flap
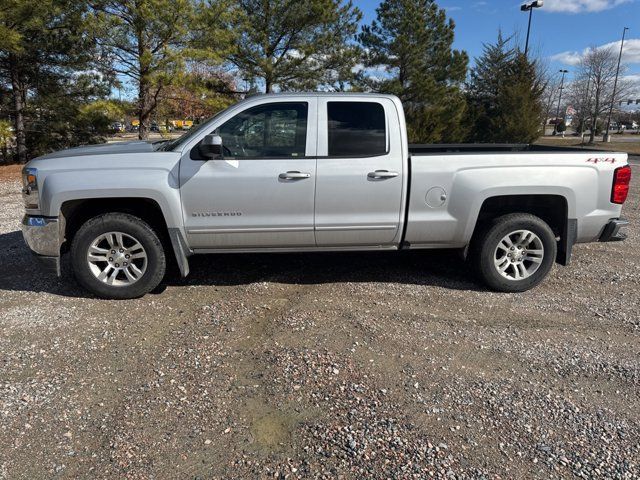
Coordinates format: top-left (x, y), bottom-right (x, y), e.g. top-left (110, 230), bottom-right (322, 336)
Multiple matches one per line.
top-left (168, 228), bottom-right (191, 277)
top-left (557, 218), bottom-right (577, 266)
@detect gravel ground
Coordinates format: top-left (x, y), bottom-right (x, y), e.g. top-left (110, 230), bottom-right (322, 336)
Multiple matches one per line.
top-left (0, 164), bottom-right (639, 479)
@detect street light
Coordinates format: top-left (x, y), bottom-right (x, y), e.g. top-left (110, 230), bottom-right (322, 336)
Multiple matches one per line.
top-left (553, 69), bottom-right (569, 136)
top-left (604, 27), bottom-right (629, 142)
top-left (580, 70), bottom-right (592, 143)
top-left (521, 0), bottom-right (544, 57)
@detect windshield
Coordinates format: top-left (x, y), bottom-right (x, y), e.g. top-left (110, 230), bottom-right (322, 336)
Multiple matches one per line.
top-left (158, 109), bottom-right (227, 152)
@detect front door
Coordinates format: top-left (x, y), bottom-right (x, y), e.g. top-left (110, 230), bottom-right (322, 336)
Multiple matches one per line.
top-left (314, 98), bottom-right (404, 246)
top-left (180, 100), bottom-right (317, 249)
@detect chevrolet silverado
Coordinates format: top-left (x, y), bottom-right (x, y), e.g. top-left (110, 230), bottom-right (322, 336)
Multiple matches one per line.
top-left (21, 93), bottom-right (631, 298)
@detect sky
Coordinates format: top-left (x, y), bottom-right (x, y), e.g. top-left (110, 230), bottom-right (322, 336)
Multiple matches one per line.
top-left (113, 0), bottom-right (640, 101)
top-left (357, 0), bottom-right (640, 96)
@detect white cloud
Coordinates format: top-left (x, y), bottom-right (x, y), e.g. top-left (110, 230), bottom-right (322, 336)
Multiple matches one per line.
top-left (353, 64), bottom-right (390, 81)
top-left (624, 75), bottom-right (640, 96)
top-left (550, 51), bottom-right (584, 65)
top-left (551, 38), bottom-right (640, 65)
top-left (541, 0), bottom-right (634, 13)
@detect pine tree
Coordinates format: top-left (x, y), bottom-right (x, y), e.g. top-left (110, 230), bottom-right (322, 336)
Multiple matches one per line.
top-left (464, 33), bottom-right (513, 142)
top-left (466, 34), bottom-right (544, 144)
top-left (220, 0), bottom-right (362, 93)
top-left (93, 0), bottom-right (194, 140)
top-left (0, 0), bottom-right (100, 161)
top-left (359, 0), bottom-right (468, 143)
top-left (495, 54), bottom-right (544, 143)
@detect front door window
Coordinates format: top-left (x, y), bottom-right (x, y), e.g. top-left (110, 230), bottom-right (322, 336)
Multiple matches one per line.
top-left (217, 102), bottom-right (308, 158)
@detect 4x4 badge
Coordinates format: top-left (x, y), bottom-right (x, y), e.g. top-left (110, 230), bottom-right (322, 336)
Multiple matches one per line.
top-left (587, 158), bottom-right (616, 164)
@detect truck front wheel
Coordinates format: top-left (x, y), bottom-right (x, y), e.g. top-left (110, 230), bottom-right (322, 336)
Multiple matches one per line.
top-left (471, 213), bottom-right (557, 293)
top-left (70, 213), bottom-right (166, 299)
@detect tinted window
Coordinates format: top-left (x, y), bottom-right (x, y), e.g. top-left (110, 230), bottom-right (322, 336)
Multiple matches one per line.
top-left (217, 102), bottom-right (308, 158)
top-left (327, 102), bottom-right (386, 156)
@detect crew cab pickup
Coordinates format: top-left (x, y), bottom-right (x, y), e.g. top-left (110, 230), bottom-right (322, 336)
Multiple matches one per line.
top-left (21, 93), bottom-right (631, 299)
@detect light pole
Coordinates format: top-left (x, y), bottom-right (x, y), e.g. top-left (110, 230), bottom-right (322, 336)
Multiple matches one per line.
top-left (580, 71), bottom-right (592, 143)
top-left (604, 27), bottom-right (629, 142)
top-left (554, 69), bottom-right (569, 135)
top-left (521, 1), bottom-right (544, 57)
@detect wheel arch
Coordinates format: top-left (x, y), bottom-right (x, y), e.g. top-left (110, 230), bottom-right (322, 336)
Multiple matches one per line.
top-left (60, 197), bottom-right (190, 277)
top-left (470, 194), bottom-right (574, 265)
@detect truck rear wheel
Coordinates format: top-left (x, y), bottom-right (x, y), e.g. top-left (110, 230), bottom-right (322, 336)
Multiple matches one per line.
top-left (471, 213), bottom-right (556, 293)
top-left (70, 213), bottom-right (166, 299)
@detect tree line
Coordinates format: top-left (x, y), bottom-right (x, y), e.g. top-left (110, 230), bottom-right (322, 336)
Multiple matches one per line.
top-left (565, 46), bottom-right (636, 143)
top-left (2, 0), bottom-right (553, 163)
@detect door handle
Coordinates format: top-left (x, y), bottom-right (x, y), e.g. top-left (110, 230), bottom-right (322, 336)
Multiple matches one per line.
top-left (368, 170), bottom-right (399, 179)
top-left (279, 171), bottom-right (311, 180)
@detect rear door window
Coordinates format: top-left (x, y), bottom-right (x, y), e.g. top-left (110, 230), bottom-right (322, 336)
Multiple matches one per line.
top-left (327, 102), bottom-right (387, 157)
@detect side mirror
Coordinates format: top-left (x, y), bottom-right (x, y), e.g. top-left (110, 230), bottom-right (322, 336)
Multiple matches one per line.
top-left (199, 134), bottom-right (224, 159)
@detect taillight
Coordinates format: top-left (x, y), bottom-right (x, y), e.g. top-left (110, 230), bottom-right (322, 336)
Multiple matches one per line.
top-left (611, 165), bottom-right (631, 204)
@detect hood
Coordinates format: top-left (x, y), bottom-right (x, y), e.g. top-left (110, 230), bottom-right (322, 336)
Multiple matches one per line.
top-left (36, 141), bottom-right (158, 160)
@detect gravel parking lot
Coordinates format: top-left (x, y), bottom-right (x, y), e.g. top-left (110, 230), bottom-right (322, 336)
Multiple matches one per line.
top-left (1, 164), bottom-right (639, 479)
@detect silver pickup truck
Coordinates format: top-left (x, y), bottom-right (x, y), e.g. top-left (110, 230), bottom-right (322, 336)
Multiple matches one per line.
top-left (21, 93), bottom-right (631, 299)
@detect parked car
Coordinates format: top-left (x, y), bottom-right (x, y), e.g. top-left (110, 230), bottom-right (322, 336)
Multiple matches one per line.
top-left (21, 93), bottom-right (631, 298)
top-left (110, 122), bottom-right (125, 133)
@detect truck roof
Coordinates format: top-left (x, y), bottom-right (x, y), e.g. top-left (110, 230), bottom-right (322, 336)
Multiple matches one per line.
top-left (245, 92), bottom-right (400, 100)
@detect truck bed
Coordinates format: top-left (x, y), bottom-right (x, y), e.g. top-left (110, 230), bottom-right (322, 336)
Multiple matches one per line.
top-left (403, 146), bottom-right (628, 250)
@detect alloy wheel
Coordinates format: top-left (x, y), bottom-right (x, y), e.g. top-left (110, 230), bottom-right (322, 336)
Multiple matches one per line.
top-left (493, 229), bottom-right (544, 281)
top-left (86, 231), bottom-right (148, 286)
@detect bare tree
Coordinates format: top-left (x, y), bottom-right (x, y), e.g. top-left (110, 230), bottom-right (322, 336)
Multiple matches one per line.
top-left (566, 67), bottom-right (593, 141)
top-left (570, 46), bottom-right (632, 144)
top-left (539, 69), bottom-right (562, 136)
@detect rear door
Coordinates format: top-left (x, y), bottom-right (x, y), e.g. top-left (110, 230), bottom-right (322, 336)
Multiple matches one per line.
top-left (314, 98), bottom-right (404, 246)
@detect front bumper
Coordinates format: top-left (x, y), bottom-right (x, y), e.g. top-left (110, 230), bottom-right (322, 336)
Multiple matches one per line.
top-left (21, 215), bottom-right (62, 276)
top-left (599, 218), bottom-right (629, 242)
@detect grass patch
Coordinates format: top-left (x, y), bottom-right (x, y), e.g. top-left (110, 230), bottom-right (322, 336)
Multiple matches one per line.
top-left (535, 137), bottom-right (640, 155)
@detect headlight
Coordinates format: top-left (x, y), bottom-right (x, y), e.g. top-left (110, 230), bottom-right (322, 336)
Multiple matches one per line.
top-left (21, 167), bottom-right (39, 209)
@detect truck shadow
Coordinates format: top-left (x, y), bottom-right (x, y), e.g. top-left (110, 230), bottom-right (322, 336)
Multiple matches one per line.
top-left (0, 229), bottom-right (485, 298)
top-left (178, 249), bottom-right (484, 292)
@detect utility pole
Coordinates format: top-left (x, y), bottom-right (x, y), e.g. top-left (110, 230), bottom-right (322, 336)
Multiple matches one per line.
top-left (581, 70), bottom-right (592, 144)
top-left (604, 27), bottom-right (629, 142)
top-left (521, 1), bottom-right (544, 57)
top-left (553, 69), bottom-right (568, 135)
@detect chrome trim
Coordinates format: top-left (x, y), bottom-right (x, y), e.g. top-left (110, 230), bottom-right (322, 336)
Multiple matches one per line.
top-left (315, 225), bottom-right (398, 231)
top-left (187, 226), bottom-right (314, 234)
top-left (188, 225), bottom-right (398, 234)
top-left (21, 215), bottom-right (61, 257)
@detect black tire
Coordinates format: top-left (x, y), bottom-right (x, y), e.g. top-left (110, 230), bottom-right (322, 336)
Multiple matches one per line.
top-left (70, 213), bottom-right (166, 299)
top-left (470, 213), bottom-right (557, 293)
